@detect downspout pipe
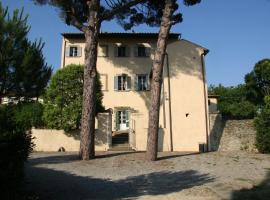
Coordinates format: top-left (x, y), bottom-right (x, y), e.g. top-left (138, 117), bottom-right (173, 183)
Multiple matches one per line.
top-left (201, 50), bottom-right (210, 152)
top-left (165, 52), bottom-right (173, 152)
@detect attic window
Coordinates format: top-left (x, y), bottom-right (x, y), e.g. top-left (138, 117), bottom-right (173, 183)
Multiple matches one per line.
top-left (118, 46), bottom-right (126, 57)
top-left (134, 44), bottom-right (150, 57)
top-left (114, 45), bottom-right (130, 57)
top-left (138, 46), bottom-right (146, 57)
top-left (66, 45), bottom-right (82, 57)
top-left (70, 46), bottom-right (78, 57)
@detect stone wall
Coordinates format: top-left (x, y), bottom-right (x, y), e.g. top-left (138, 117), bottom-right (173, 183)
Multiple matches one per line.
top-left (209, 114), bottom-right (257, 152)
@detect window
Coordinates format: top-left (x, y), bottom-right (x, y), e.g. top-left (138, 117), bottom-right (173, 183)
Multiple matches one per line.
top-left (115, 45), bottom-right (129, 57)
top-left (70, 46), bottom-right (78, 57)
top-left (138, 46), bottom-right (146, 57)
top-left (136, 74), bottom-right (149, 91)
top-left (114, 74), bottom-right (131, 91)
top-left (134, 44), bottom-right (150, 57)
top-left (116, 110), bottom-right (129, 130)
top-left (98, 45), bottom-right (108, 57)
top-left (118, 46), bottom-right (126, 57)
top-left (66, 46), bottom-right (82, 57)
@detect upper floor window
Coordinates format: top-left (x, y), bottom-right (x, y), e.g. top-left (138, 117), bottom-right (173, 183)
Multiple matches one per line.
top-left (70, 46), bottom-right (78, 57)
top-left (114, 74), bottom-right (131, 91)
top-left (66, 45), bottom-right (82, 57)
top-left (134, 44), bottom-right (150, 57)
top-left (98, 45), bottom-right (108, 57)
top-left (114, 45), bottom-right (130, 57)
top-left (136, 74), bottom-right (149, 91)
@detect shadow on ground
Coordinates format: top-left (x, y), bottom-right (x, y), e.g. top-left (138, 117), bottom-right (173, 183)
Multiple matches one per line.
top-left (231, 171), bottom-right (270, 200)
top-left (157, 152), bottom-right (200, 161)
top-left (24, 153), bottom-right (214, 200)
top-left (29, 151), bottom-right (143, 165)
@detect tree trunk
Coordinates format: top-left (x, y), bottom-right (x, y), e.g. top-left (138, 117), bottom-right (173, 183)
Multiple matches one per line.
top-left (79, 7), bottom-right (100, 160)
top-left (146, 0), bottom-right (175, 161)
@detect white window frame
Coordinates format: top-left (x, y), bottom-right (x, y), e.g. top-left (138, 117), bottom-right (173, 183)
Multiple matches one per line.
top-left (114, 74), bottom-right (131, 91)
top-left (136, 74), bottom-right (149, 91)
top-left (115, 109), bottom-right (130, 131)
top-left (69, 46), bottom-right (78, 57)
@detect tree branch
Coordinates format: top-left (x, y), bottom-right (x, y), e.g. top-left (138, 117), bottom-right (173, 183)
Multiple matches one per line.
top-left (101, 0), bottom-right (146, 21)
top-left (70, 17), bottom-right (87, 32)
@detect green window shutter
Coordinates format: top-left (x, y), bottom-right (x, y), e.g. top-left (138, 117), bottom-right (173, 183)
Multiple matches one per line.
top-left (114, 76), bottom-right (118, 91)
top-left (127, 76), bottom-right (131, 90)
top-left (116, 111), bottom-right (120, 130)
top-left (134, 45), bottom-right (138, 57)
top-left (125, 46), bottom-right (130, 57)
top-left (65, 46), bottom-right (70, 57)
top-left (126, 110), bottom-right (130, 128)
top-left (145, 47), bottom-right (151, 57)
top-left (134, 75), bottom-right (138, 91)
top-left (77, 46), bottom-right (82, 57)
top-left (114, 45), bottom-right (118, 57)
top-left (146, 75), bottom-right (150, 90)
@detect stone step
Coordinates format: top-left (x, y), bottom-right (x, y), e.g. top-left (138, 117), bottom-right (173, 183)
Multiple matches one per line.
top-left (108, 146), bottom-right (134, 151)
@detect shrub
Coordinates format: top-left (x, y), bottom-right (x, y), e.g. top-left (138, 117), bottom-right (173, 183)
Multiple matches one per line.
top-left (0, 104), bottom-right (35, 197)
top-left (209, 84), bottom-right (256, 119)
top-left (219, 101), bottom-right (256, 119)
top-left (43, 64), bottom-right (104, 131)
top-left (254, 96), bottom-right (270, 153)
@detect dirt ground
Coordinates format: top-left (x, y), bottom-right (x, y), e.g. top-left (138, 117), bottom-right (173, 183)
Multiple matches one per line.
top-left (24, 151), bottom-right (270, 200)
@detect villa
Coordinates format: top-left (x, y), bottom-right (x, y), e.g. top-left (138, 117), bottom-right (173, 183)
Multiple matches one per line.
top-left (58, 32), bottom-right (211, 152)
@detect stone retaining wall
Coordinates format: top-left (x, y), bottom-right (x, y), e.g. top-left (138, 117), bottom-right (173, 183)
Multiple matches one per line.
top-left (209, 114), bottom-right (257, 152)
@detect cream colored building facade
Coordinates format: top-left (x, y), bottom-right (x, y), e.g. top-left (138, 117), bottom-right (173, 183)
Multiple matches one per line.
top-left (61, 33), bottom-right (210, 152)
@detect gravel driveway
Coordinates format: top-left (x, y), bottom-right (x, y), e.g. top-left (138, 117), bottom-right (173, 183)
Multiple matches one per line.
top-left (24, 151), bottom-right (270, 200)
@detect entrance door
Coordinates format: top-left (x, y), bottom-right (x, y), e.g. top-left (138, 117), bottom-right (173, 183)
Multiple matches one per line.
top-left (117, 110), bottom-right (129, 131)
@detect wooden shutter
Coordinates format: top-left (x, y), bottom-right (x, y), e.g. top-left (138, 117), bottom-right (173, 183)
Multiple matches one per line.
top-left (65, 46), bottom-right (70, 57)
top-left (134, 45), bottom-right (138, 57)
top-left (127, 76), bottom-right (131, 90)
top-left (126, 110), bottom-right (130, 128)
top-left (114, 76), bottom-right (118, 91)
top-left (134, 75), bottom-right (138, 91)
top-left (146, 74), bottom-right (150, 90)
top-left (77, 46), bottom-right (82, 57)
top-left (145, 47), bottom-right (151, 57)
top-left (114, 45), bottom-right (118, 57)
top-left (115, 111), bottom-right (120, 130)
top-left (125, 46), bottom-right (130, 57)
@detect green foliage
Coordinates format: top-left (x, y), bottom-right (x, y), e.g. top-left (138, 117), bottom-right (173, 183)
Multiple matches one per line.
top-left (43, 64), bottom-right (104, 131)
top-left (209, 84), bottom-right (256, 119)
top-left (245, 59), bottom-right (270, 105)
top-left (0, 104), bottom-right (35, 195)
top-left (254, 96), bottom-right (270, 153)
top-left (32, 0), bottom-right (200, 30)
top-left (0, 3), bottom-right (52, 102)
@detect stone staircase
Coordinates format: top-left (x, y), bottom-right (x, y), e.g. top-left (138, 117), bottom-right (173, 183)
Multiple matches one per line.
top-left (109, 132), bottom-right (133, 151)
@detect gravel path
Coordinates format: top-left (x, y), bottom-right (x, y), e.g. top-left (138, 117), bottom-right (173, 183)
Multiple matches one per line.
top-left (24, 151), bottom-right (270, 200)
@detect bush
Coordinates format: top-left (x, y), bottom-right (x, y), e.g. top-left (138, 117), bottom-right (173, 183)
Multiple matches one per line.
top-left (219, 101), bottom-right (256, 119)
top-left (254, 96), bottom-right (270, 153)
top-left (43, 64), bottom-right (104, 131)
top-left (0, 104), bottom-right (35, 197)
top-left (209, 84), bottom-right (256, 119)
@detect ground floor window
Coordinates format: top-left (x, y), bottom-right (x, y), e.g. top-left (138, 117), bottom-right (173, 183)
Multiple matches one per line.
top-left (116, 110), bottom-right (129, 131)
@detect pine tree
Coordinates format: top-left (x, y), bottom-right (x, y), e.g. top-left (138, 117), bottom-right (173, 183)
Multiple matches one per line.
top-left (32, 0), bottom-right (148, 160)
top-left (0, 3), bottom-right (51, 103)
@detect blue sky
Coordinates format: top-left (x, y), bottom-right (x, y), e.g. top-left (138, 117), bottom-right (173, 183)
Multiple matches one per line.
top-left (2, 0), bottom-right (270, 86)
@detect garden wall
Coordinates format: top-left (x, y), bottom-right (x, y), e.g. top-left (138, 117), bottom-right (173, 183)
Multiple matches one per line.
top-left (32, 113), bottom-right (112, 152)
top-left (209, 113), bottom-right (257, 152)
